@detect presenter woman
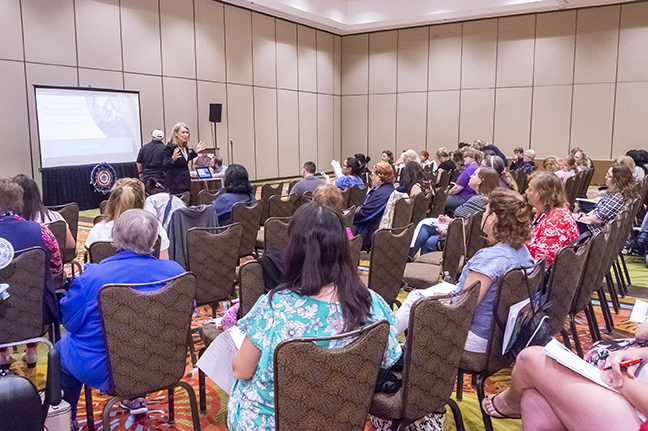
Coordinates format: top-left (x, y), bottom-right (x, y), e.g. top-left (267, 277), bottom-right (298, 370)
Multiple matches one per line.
top-left (163, 122), bottom-right (206, 195)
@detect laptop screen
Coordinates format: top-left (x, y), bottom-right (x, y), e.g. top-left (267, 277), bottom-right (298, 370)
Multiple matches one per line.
top-left (196, 167), bottom-right (212, 179)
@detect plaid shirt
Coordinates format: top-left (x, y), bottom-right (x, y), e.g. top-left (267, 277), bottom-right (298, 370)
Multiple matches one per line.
top-left (589, 192), bottom-right (625, 235)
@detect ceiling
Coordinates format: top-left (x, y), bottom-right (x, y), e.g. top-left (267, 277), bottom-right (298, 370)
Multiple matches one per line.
top-left (216, 0), bottom-right (635, 34)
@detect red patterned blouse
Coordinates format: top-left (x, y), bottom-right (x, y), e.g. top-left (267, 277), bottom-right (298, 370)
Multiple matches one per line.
top-left (526, 206), bottom-right (579, 265)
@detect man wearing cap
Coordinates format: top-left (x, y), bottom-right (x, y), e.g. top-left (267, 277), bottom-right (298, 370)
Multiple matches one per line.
top-left (137, 129), bottom-right (166, 195)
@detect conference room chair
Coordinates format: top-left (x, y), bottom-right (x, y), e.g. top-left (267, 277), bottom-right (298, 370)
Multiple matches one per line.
top-left (410, 191), bottom-right (433, 227)
top-left (262, 217), bottom-right (291, 253)
top-left (231, 199), bottom-right (263, 260)
top-left (340, 187), bottom-right (352, 209)
top-left (391, 197), bottom-right (415, 229)
top-left (564, 174), bottom-right (579, 210)
top-left (457, 258), bottom-right (545, 431)
top-left (349, 235), bottom-right (362, 268)
top-left (48, 202), bottom-right (81, 277)
top-left (197, 188), bottom-right (223, 205)
top-left (84, 273), bottom-right (200, 431)
top-left (86, 238), bottom-right (161, 264)
top-left (360, 224), bottom-right (415, 308)
top-left (99, 200), bottom-right (108, 214)
top-left (348, 184), bottom-right (368, 208)
top-left (369, 282), bottom-right (480, 431)
top-left (464, 211), bottom-right (487, 262)
top-left (287, 179), bottom-right (299, 194)
top-left (429, 186), bottom-right (449, 218)
top-left (293, 191), bottom-right (313, 210)
top-left (436, 170), bottom-right (452, 190)
top-left (260, 182), bottom-right (283, 225)
top-left (403, 217), bottom-right (464, 290)
top-left (45, 220), bottom-right (69, 287)
top-left (340, 205), bottom-right (356, 230)
top-left (274, 320), bottom-right (390, 431)
top-left (267, 194), bottom-right (296, 219)
top-left (177, 191), bottom-right (191, 206)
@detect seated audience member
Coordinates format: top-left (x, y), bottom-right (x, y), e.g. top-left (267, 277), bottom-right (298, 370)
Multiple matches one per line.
top-left (571, 147), bottom-right (591, 172)
top-left (510, 147), bottom-right (525, 171)
top-left (325, 156), bottom-right (364, 190)
top-left (458, 141), bottom-right (471, 150)
top-left (445, 148), bottom-right (479, 215)
top-left (521, 149), bottom-right (537, 172)
top-left (213, 155), bottom-right (227, 178)
top-left (435, 147), bottom-right (455, 183)
top-left (143, 183), bottom-right (187, 231)
top-left (554, 155), bottom-right (577, 183)
top-left (419, 150), bottom-right (433, 169)
top-left (411, 167), bottom-right (498, 257)
top-left (635, 211), bottom-right (648, 256)
top-left (354, 153), bottom-right (372, 182)
top-left (395, 149), bottom-right (420, 177)
top-left (353, 161), bottom-right (396, 250)
top-left (381, 149), bottom-right (395, 167)
top-left (227, 203), bottom-right (401, 430)
top-left (13, 174), bottom-right (75, 254)
top-left (396, 161), bottom-right (431, 196)
top-left (481, 154), bottom-right (517, 190)
top-left (481, 344), bottom-right (648, 430)
top-left (397, 189), bottom-right (534, 354)
top-left (482, 142), bottom-right (508, 168)
top-left (313, 184), bottom-right (354, 239)
top-left (212, 164), bottom-right (255, 226)
top-left (542, 156), bottom-right (562, 173)
top-left (626, 150), bottom-right (646, 181)
top-left (58, 209), bottom-right (185, 422)
top-left (86, 178), bottom-right (170, 260)
top-left (290, 161), bottom-right (324, 196)
top-left (575, 164), bottom-right (638, 235)
top-left (616, 155), bottom-right (642, 182)
top-left (0, 177), bottom-right (62, 369)
top-left (524, 172), bottom-right (579, 265)
top-left (136, 129), bottom-right (166, 194)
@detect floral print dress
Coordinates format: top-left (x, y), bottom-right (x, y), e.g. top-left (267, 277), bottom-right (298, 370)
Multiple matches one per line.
top-left (227, 289), bottom-right (402, 431)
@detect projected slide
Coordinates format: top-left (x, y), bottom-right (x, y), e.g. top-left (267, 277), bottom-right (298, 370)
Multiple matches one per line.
top-left (35, 86), bottom-right (142, 168)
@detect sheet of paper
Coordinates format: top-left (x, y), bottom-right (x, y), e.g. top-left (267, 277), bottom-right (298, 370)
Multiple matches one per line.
top-left (502, 298), bottom-right (530, 355)
top-left (196, 326), bottom-right (245, 394)
top-left (331, 159), bottom-right (343, 178)
top-left (630, 299), bottom-right (648, 323)
top-left (543, 338), bottom-right (617, 392)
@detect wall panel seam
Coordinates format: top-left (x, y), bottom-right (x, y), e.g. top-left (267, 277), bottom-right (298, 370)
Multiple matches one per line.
top-left (528, 13), bottom-right (537, 151)
top-left (568, 9), bottom-right (578, 152)
top-left (610, 5), bottom-right (623, 159)
top-left (18, 0), bottom-right (34, 178)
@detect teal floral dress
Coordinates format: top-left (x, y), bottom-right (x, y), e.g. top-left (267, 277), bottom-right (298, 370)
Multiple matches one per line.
top-left (227, 289), bottom-right (402, 431)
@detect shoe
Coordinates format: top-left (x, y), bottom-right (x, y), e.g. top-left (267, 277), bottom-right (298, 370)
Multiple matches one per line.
top-left (120, 397), bottom-right (148, 415)
top-left (481, 394), bottom-right (521, 420)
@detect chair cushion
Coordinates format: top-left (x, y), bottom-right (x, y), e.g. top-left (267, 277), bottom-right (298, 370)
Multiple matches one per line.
top-left (370, 389), bottom-right (403, 421)
top-left (414, 251), bottom-right (442, 265)
top-left (198, 323), bottom-right (224, 348)
top-left (402, 263), bottom-right (441, 290)
top-left (459, 350), bottom-right (487, 373)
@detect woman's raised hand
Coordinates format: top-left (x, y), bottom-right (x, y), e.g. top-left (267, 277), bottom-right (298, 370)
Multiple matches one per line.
top-left (194, 141), bottom-right (207, 153)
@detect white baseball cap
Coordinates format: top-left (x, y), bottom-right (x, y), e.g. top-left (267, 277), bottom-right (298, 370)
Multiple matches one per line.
top-left (152, 129), bottom-right (164, 140)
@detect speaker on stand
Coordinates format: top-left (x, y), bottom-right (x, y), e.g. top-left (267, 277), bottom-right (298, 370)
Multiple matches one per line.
top-left (209, 103), bottom-right (225, 162)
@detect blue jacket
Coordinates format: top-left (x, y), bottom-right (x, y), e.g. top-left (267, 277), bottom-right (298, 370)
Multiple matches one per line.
top-left (212, 192), bottom-right (256, 226)
top-left (353, 183), bottom-right (395, 250)
top-left (57, 251), bottom-right (185, 391)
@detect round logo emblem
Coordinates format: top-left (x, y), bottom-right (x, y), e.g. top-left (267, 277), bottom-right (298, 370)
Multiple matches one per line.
top-left (90, 162), bottom-right (118, 194)
top-left (0, 238), bottom-right (14, 269)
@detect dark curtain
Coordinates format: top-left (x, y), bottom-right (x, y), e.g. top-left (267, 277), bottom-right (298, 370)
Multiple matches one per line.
top-left (41, 162), bottom-right (138, 210)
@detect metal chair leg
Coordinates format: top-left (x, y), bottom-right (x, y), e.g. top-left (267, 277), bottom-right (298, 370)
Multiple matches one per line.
top-left (569, 315), bottom-right (584, 359)
top-left (178, 381), bottom-right (202, 431)
top-left (101, 396), bottom-right (121, 431)
top-left (613, 260), bottom-right (627, 297)
top-left (199, 347), bottom-right (207, 413)
top-left (605, 273), bottom-right (620, 313)
top-left (585, 302), bottom-right (601, 342)
top-left (448, 398), bottom-right (466, 431)
top-left (620, 254), bottom-right (632, 286)
top-left (475, 373), bottom-right (493, 431)
top-left (456, 371), bottom-right (464, 401)
top-left (168, 388), bottom-right (175, 423)
top-left (84, 385), bottom-right (95, 431)
top-left (188, 332), bottom-right (198, 366)
top-left (560, 328), bottom-right (572, 350)
top-left (597, 288), bottom-right (615, 333)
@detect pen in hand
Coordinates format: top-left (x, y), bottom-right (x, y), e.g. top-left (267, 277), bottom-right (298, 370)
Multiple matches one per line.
top-left (602, 357), bottom-right (643, 371)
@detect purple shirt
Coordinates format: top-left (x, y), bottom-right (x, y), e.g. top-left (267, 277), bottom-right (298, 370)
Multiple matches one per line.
top-left (456, 162), bottom-right (478, 199)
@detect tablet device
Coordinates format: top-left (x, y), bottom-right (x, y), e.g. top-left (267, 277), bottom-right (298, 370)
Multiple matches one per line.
top-left (196, 167), bottom-right (213, 179)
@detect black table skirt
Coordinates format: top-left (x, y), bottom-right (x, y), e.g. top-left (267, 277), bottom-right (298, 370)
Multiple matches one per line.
top-left (42, 162), bottom-right (138, 210)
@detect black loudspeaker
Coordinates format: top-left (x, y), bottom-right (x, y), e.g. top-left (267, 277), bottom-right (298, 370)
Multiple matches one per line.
top-left (209, 103), bottom-right (222, 123)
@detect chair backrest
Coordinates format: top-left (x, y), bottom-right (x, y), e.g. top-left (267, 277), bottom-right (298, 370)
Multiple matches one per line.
top-left (238, 260), bottom-right (266, 318)
top-left (515, 170), bottom-right (527, 192)
top-left (186, 224), bottom-right (242, 306)
top-left (53, 202), bottom-right (79, 262)
top-left (99, 200), bottom-right (108, 214)
top-left (450, 168), bottom-right (461, 184)
top-left (264, 217), bottom-right (291, 251)
top-left (177, 191), bottom-right (190, 206)
top-left (231, 199), bottom-right (263, 258)
top-left (392, 196), bottom-right (415, 229)
top-left (348, 184), bottom-right (368, 208)
top-left (340, 187), bottom-right (351, 208)
top-left (545, 238), bottom-right (591, 334)
top-left (88, 241), bottom-right (117, 263)
top-left (295, 192), bottom-right (313, 210)
top-left (93, 214), bottom-right (107, 225)
top-left (349, 235), bottom-right (362, 268)
top-left (437, 169), bottom-right (452, 189)
top-left (274, 320), bottom-right (390, 431)
top-left (341, 205), bottom-right (356, 230)
top-left (0, 247), bottom-right (47, 344)
top-left (410, 192), bottom-right (432, 227)
top-left (46, 220), bottom-right (67, 254)
top-left (440, 218), bottom-right (466, 283)
top-left (400, 282), bottom-right (481, 422)
top-left (564, 174), bottom-right (579, 209)
top-left (430, 186), bottom-right (449, 218)
top-left (260, 182), bottom-right (284, 224)
top-left (99, 273), bottom-right (196, 397)
top-left (569, 229), bottom-right (608, 316)
top-left (267, 194), bottom-right (296, 219)
top-left (465, 211), bottom-right (487, 261)
top-left (197, 188), bottom-right (222, 205)
top-left (369, 224), bottom-right (415, 305)
top-left (481, 258), bottom-right (546, 374)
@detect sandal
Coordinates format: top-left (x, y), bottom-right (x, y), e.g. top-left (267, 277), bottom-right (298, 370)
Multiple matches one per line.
top-left (481, 393), bottom-right (521, 420)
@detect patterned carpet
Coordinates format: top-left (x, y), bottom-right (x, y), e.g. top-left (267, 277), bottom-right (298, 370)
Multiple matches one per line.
top-left (8, 217), bottom-right (642, 430)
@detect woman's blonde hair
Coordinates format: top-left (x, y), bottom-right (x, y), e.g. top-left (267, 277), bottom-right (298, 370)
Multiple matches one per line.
top-left (401, 149), bottom-right (420, 165)
top-left (543, 156), bottom-right (562, 172)
top-left (528, 171), bottom-right (568, 213)
top-left (313, 184), bottom-right (344, 209)
top-left (105, 178), bottom-right (146, 222)
top-left (616, 155), bottom-right (636, 172)
top-left (487, 188), bottom-right (533, 250)
top-left (171, 122), bottom-right (190, 148)
top-left (436, 147), bottom-right (449, 161)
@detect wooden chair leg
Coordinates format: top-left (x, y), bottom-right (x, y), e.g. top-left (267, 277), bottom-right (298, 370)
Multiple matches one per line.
top-left (84, 385), bottom-right (95, 431)
top-left (456, 371), bottom-right (464, 401)
top-left (168, 388), bottom-right (175, 423)
top-left (178, 381), bottom-right (202, 431)
top-left (101, 397), bottom-right (121, 431)
top-left (448, 398), bottom-right (466, 431)
top-left (475, 373), bottom-right (494, 431)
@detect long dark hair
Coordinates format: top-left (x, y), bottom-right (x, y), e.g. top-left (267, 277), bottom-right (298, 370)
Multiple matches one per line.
top-left (13, 174), bottom-right (48, 221)
top-left (224, 164), bottom-right (254, 195)
top-left (269, 203), bottom-right (372, 332)
top-left (397, 162), bottom-right (426, 194)
top-left (345, 157), bottom-right (363, 177)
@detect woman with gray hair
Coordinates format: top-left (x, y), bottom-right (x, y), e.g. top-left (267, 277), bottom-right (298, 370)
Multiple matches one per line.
top-left (58, 209), bottom-right (185, 422)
